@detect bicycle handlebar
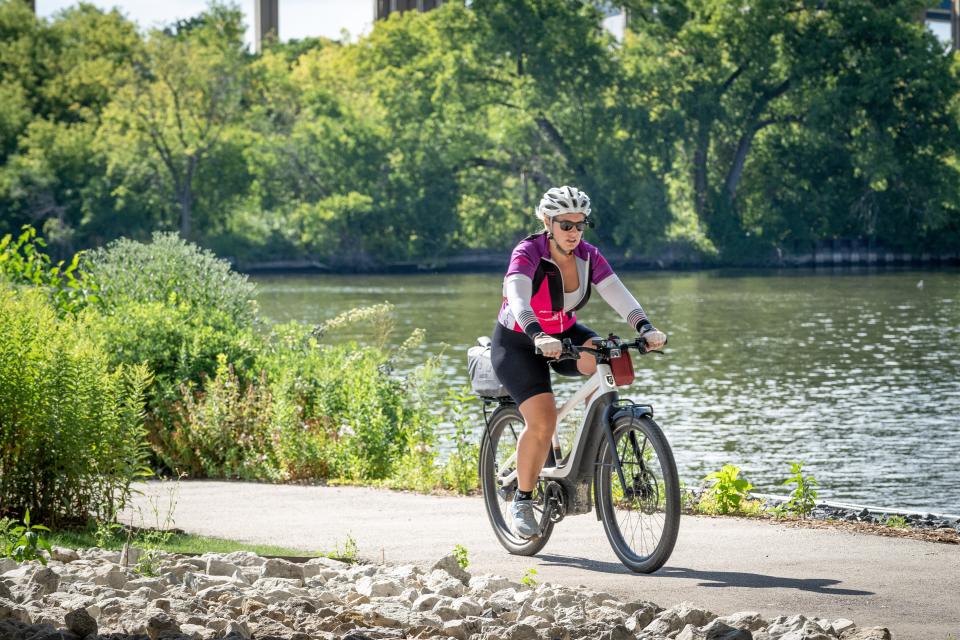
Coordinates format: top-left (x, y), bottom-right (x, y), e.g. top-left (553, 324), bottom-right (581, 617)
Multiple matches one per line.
top-left (536, 333), bottom-right (667, 360)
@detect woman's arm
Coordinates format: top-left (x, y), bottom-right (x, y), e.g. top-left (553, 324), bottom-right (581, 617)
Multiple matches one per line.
top-left (504, 273), bottom-right (543, 338)
top-left (595, 274), bottom-right (653, 333)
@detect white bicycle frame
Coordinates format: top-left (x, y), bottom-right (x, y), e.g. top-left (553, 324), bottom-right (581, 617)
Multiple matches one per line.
top-left (498, 360), bottom-right (620, 487)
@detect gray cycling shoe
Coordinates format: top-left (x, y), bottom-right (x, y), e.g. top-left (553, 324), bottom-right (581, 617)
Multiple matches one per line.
top-left (510, 499), bottom-right (541, 538)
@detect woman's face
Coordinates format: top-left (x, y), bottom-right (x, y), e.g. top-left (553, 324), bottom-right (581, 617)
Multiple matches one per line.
top-left (544, 212), bottom-right (588, 254)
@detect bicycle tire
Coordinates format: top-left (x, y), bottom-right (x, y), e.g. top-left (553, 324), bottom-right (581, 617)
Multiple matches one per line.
top-left (595, 414), bottom-right (680, 573)
top-left (479, 405), bottom-right (554, 555)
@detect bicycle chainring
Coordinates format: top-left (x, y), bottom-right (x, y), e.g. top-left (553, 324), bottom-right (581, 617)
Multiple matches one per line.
top-left (543, 481), bottom-right (567, 523)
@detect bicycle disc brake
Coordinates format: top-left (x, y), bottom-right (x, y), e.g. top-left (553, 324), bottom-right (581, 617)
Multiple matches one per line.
top-left (543, 481), bottom-right (567, 523)
top-left (623, 470), bottom-right (659, 514)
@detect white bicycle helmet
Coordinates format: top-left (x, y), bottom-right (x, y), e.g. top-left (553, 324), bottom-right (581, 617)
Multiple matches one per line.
top-left (536, 185), bottom-right (591, 219)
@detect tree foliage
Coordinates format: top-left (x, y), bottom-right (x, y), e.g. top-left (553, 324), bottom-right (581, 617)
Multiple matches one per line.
top-left (0, 0), bottom-right (957, 266)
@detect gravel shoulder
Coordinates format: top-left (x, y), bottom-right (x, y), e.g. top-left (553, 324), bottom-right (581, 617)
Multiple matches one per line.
top-left (125, 480), bottom-right (960, 640)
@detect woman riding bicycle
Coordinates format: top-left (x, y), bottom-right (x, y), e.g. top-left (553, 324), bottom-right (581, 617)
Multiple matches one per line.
top-left (491, 185), bottom-right (667, 539)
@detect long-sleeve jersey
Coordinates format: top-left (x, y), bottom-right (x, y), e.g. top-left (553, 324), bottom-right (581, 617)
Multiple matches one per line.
top-left (497, 232), bottom-right (651, 338)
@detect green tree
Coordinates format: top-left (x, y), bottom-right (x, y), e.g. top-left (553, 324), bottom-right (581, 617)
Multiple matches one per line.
top-left (97, 3), bottom-right (249, 239)
top-left (624, 0), bottom-right (960, 256)
top-left (0, 3), bottom-right (140, 252)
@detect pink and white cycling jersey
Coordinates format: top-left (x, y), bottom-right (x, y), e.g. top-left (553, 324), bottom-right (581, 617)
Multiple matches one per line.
top-left (497, 232), bottom-right (650, 338)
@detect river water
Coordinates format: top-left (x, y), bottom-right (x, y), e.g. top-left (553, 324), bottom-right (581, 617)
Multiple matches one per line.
top-left (253, 269), bottom-right (960, 513)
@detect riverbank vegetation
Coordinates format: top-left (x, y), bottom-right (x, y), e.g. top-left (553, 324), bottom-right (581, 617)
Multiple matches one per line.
top-left (0, 227), bottom-right (476, 528)
top-left (1, 0), bottom-right (958, 270)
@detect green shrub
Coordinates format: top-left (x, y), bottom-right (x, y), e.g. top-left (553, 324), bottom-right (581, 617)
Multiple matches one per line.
top-left (152, 303), bottom-right (440, 485)
top-left (259, 306), bottom-right (436, 483)
top-left (92, 298), bottom-right (258, 396)
top-left (440, 388), bottom-right (480, 494)
top-left (72, 234), bottom-right (262, 471)
top-left (83, 232), bottom-right (258, 327)
top-left (0, 286), bottom-right (151, 526)
top-left (0, 225), bottom-right (97, 316)
top-left (165, 354), bottom-right (280, 480)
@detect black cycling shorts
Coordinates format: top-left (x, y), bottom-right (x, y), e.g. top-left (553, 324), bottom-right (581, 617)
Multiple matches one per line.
top-left (490, 321), bottom-right (599, 407)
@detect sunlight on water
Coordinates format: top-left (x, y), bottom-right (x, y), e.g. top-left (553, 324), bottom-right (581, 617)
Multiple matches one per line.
top-left (254, 269), bottom-right (960, 513)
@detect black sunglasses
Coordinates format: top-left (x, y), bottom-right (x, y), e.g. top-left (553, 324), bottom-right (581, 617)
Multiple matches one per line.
top-left (554, 219), bottom-right (593, 232)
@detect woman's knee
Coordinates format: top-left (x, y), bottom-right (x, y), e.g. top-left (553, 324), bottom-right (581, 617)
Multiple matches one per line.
top-left (577, 338), bottom-right (598, 375)
top-left (519, 393), bottom-right (557, 435)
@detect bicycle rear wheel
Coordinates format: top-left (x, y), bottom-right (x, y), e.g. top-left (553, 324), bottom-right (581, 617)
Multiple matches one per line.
top-left (596, 414), bottom-right (680, 573)
top-left (479, 405), bottom-right (554, 555)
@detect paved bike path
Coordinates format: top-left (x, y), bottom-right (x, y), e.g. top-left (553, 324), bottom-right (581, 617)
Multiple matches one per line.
top-left (126, 481), bottom-right (959, 640)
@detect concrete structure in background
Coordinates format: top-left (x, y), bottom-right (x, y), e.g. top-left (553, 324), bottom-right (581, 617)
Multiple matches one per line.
top-left (254, 0), bottom-right (278, 53)
top-left (24, 1), bottom-right (959, 52)
top-left (374, 0), bottom-right (445, 21)
top-left (925, 0), bottom-right (960, 50)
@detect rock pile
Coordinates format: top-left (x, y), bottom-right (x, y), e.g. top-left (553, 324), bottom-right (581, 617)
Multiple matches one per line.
top-left (806, 505), bottom-right (960, 533)
top-left (0, 548), bottom-right (893, 640)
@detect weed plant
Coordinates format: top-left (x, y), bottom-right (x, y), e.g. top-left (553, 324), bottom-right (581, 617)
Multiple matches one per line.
top-left (703, 464), bottom-right (753, 514)
top-left (441, 388), bottom-right (481, 494)
top-left (1, 510), bottom-right (53, 564)
top-left (452, 544), bottom-right (469, 570)
top-left (520, 567), bottom-right (539, 588)
top-left (324, 534), bottom-right (358, 563)
top-left (781, 462), bottom-right (818, 518)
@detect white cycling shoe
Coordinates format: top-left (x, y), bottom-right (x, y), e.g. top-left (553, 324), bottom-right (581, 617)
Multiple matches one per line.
top-left (510, 499), bottom-right (541, 538)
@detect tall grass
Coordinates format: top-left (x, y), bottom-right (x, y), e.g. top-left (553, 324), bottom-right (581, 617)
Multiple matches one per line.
top-left (0, 286), bottom-right (151, 526)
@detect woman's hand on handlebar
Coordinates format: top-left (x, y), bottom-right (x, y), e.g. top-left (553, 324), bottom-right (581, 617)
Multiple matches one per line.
top-left (534, 332), bottom-right (563, 358)
top-left (640, 326), bottom-right (667, 351)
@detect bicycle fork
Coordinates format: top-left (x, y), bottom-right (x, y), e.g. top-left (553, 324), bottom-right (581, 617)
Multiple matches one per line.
top-left (595, 402), bottom-right (651, 517)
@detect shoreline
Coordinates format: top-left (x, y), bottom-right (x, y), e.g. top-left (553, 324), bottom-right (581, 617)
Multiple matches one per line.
top-left (232, 252), bottom-right (960, 276)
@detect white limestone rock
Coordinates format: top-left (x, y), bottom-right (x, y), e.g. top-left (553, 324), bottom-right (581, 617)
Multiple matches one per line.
top-left (220, 551), bottom-right (267, 567)
top-left (432, 554), bottom-right (472, 585)
top-left (442, 617), bottom-right (481, 639)
top-left (355, 575), bottom-right (403, 598)
top-left (832, 619), bottom-right (856, 635)
top-left (260, 558), bottom-right (304, 581)
top-left (50, 547), bottom-right (80, 564)
top-left (205, 557), bottom-right (240, 577)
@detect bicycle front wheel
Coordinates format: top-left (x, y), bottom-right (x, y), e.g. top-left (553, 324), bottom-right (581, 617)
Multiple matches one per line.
top-left (479, 405), bottom-right (554, 555)
top-left (596, 414), bottom-right (680, 573)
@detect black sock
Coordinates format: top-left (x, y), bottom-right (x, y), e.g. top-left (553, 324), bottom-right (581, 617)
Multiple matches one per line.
top-left (515, 490), bottom-right (533, 501)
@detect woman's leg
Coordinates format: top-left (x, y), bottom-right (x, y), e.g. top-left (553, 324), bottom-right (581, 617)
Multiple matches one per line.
top-left (516, 392), bottom-right (558, 492)
top-left (576, 337), bottom-right (598, 376)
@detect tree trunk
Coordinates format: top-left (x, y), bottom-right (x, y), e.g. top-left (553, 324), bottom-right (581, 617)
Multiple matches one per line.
top-left (178, 189), bottom-right (192, 239)
top-left (693, 119), bottom-right (711, 220)
top-left (179, 157), bottom-right (197, 238)
top-left (724, 124), bottom-right (758, 204)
